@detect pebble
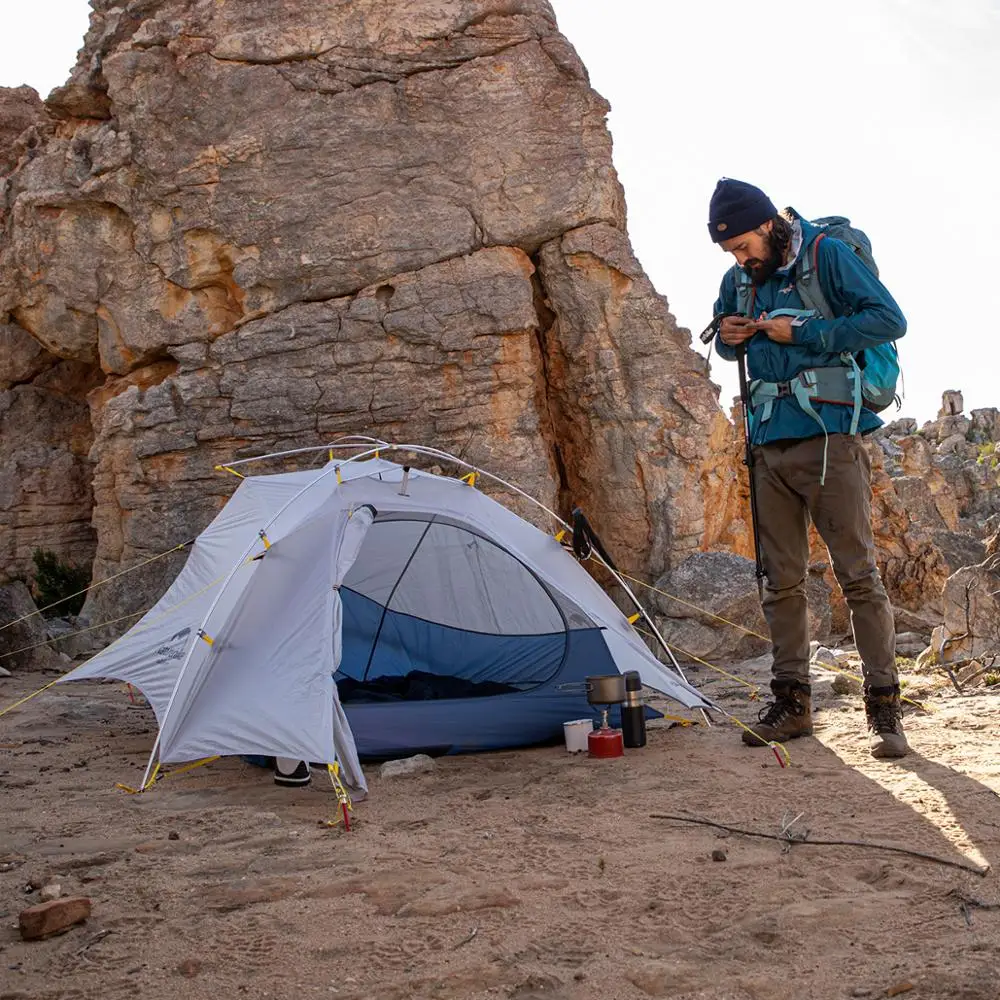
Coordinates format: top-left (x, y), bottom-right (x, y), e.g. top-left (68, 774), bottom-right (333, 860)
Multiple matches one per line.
top-left (0, 666), bottom-right (11, 678)
top-left (177, 958), bottom-right (202, 977)
top-left (711, 848), bottom-right (728, 862)
top-left (39, 884), bottom-right (61, 903)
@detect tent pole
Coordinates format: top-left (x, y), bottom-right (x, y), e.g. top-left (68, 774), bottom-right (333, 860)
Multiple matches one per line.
top-left (220, 436), bottom-right (391, 470)
top-left (142, 446), bottom-right (387, 786)
top-left (139, 732), bottom-right (161, 792)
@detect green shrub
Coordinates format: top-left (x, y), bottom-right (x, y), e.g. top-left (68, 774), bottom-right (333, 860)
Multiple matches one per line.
top-left (31, 549), bottom-right (91, 617)
top-left (976, 442), bottom-right (1000, 470)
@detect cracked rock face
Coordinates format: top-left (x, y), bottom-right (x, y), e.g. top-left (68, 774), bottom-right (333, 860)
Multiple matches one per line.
top-left (0, 0), bottom-right (721, 619)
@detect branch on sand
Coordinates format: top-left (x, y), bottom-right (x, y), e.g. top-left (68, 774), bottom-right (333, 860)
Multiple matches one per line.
top-left (650, 813), bottom-right (990, 877)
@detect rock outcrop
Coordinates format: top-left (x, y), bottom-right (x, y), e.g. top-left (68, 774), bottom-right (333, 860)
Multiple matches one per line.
top-left (0, 87), bottom-right (45, 175)
top-left (0, 1), bottom-right (722, 622)
top-left (700, 389), bottom-right (1000, 647)
top-left (651, 550), bottom-right (831, 663)
top-left (935, 554), bottom-right (1000, 665)
top-left (0, 582), bottom-right (62, 671)
top-left (877, 395), bottom-right (1000, 574)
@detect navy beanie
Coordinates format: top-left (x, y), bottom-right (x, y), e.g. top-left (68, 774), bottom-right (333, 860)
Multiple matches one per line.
top-left (708, 178), bottom-right (777, 243)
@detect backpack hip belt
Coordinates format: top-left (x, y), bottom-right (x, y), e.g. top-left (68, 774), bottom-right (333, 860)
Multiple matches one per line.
top-left (749, 361), bottom-right (863, 486)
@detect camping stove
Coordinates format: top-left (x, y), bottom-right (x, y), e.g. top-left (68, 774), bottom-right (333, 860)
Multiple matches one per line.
top-left (587, 709), bottom-right (624, 758)
top-left (585, 674), bottom-right (626, 759)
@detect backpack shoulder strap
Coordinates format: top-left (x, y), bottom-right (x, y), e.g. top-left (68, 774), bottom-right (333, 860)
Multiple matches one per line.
top-left (733, 265), bottom-right (755, 317)
top-left (795, 232), bottom-right (835, 320)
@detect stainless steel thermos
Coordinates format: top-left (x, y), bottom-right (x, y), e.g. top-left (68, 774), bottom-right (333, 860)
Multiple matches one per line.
top-left (620, 670), bottom-right (646, 748)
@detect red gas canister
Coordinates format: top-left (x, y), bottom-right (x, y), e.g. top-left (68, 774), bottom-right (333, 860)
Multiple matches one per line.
top-left (588, 725), bottom-right (624, 759)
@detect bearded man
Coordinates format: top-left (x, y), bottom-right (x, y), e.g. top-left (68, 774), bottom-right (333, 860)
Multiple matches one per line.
top-left (708, 177), bottom-right (909, 758)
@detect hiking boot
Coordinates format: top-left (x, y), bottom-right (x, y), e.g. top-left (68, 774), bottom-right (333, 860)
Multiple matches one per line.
top-left (741, 680), bottom-right (813, 746)
top-left (273, 758), bottom-right (311, 787)
top-left (865, 686), bottom-right (909, 759)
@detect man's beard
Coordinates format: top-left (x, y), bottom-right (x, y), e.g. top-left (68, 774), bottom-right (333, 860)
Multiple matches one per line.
top-left (743, 233), bottom-right (784, 287)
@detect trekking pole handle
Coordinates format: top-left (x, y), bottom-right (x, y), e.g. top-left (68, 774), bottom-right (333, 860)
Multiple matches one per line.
top-left (699, 312), bottom-right (739, 346)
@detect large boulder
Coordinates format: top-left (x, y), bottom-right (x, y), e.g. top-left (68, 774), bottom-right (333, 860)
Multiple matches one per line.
top-left (938, 554), bottom-right (1000, 663)
top-left (0, 0), bottom-right (723, 630)
top-left (651, 551), bottom-right (832, 663)
top-left (970, 408), bottom-right (1000, 445)
top-left (0, 581), bottom-right (62, 672)
top-left (931, 530), bottom-right (987, 576)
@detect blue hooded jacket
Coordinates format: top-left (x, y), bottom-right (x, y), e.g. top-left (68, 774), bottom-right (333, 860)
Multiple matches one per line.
top-left (713, 219), bottom-right (906, 445)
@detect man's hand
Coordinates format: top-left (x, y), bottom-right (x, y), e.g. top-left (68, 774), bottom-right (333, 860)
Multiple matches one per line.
top-left (753, 315), bottom-right (795, 344)
top-left (718, 315), bottom-right (757, 346)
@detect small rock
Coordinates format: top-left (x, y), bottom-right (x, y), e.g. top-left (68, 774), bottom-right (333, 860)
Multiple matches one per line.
top-left (379, 754), bottom-right (437, 779)
top-left (167, 831), bottom-right (180, 841)
top-left (812, 646), bottom-right (842, 668)
top-left (19, 896), bottom-right (91, 940)
top-left (832, 674), bottom-right (862, 696)
top-left (930, 624), bottom-right (948, 657)
top-left (711, 848), bottom-right (728, 862)
top-left (886, 983), bottom-right (914, 998)
top-left (0, 666), bottom-right (12, 678)
top-left (39, 884), bottom-right (61, 903)
top-left (177, 958), bottom-right (202, 977)
top-left (251, 811), bottom-right (282, 826)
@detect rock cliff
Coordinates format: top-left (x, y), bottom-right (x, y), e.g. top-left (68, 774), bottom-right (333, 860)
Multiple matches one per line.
top-left (674, 389), bottom-right (1000, 660)
top-left (0, 0), bottom-right (721, 623)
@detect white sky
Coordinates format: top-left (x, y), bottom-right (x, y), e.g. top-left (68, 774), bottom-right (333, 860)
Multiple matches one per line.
top-left (2, 0), bottom-right (998, 423)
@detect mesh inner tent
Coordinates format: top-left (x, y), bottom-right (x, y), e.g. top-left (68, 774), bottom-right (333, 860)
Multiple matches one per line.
top-left (337, 514), bottom-right (599, 698)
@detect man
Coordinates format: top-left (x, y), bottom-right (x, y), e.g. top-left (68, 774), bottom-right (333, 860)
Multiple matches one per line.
top-left (708, 177), bottom-right (908, 759)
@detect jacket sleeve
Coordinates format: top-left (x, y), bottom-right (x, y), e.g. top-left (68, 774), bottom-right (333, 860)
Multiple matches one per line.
top-left (712, 268), bottom-right (739, 362)
top-left (794, 237), bottom-right (906, 354)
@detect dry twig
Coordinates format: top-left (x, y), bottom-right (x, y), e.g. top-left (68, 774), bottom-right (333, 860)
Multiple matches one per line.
top-left (950, 889), bottom-right (1000, 911)
top-left (76, 929), bottom-right (112, 958)
top-left (650, 813), bottom-right (990, 877)
top-left (453, 925), bottom-right (478, 950)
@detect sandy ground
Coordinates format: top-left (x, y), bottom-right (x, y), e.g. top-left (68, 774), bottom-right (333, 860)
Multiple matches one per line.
top-left (1, 656), bottom-right (999, 1000)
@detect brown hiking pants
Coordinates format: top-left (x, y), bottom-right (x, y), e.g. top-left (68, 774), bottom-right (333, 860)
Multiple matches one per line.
top-left (752, 433), bottom-right (897, 690)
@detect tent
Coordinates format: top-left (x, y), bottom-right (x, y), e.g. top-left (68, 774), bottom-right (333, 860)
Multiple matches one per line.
top-left (62, 455), bottom-right (712, 792)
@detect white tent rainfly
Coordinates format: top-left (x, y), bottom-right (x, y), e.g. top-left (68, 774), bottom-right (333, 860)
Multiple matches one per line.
top-left (61, 442), bottom-right (714, 793)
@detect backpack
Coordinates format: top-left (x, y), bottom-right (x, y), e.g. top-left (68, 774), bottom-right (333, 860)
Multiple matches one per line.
top-left (786, 209), bottom-right (902, 413)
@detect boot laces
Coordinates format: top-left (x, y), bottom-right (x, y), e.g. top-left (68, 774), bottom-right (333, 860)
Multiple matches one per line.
top-left (758, 695), bottom-right (803, 727)
top-left (868, 697), bottom-right (902, 735)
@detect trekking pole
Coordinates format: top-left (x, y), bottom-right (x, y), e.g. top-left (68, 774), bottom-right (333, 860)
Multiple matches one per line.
top-left (735, 344), bottom-right (766, 602)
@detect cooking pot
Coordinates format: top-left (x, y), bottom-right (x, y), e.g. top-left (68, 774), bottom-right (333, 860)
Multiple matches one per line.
top-left (586, 674), bottom-right (626, 705)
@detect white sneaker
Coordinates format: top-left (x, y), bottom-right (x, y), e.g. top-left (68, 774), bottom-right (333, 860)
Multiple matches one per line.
top-left (273, 757), bottom-right (311, 786)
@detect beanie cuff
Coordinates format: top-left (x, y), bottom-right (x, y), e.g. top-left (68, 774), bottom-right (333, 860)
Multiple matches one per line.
top-left (709, 200), bottom-right (776, 243)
